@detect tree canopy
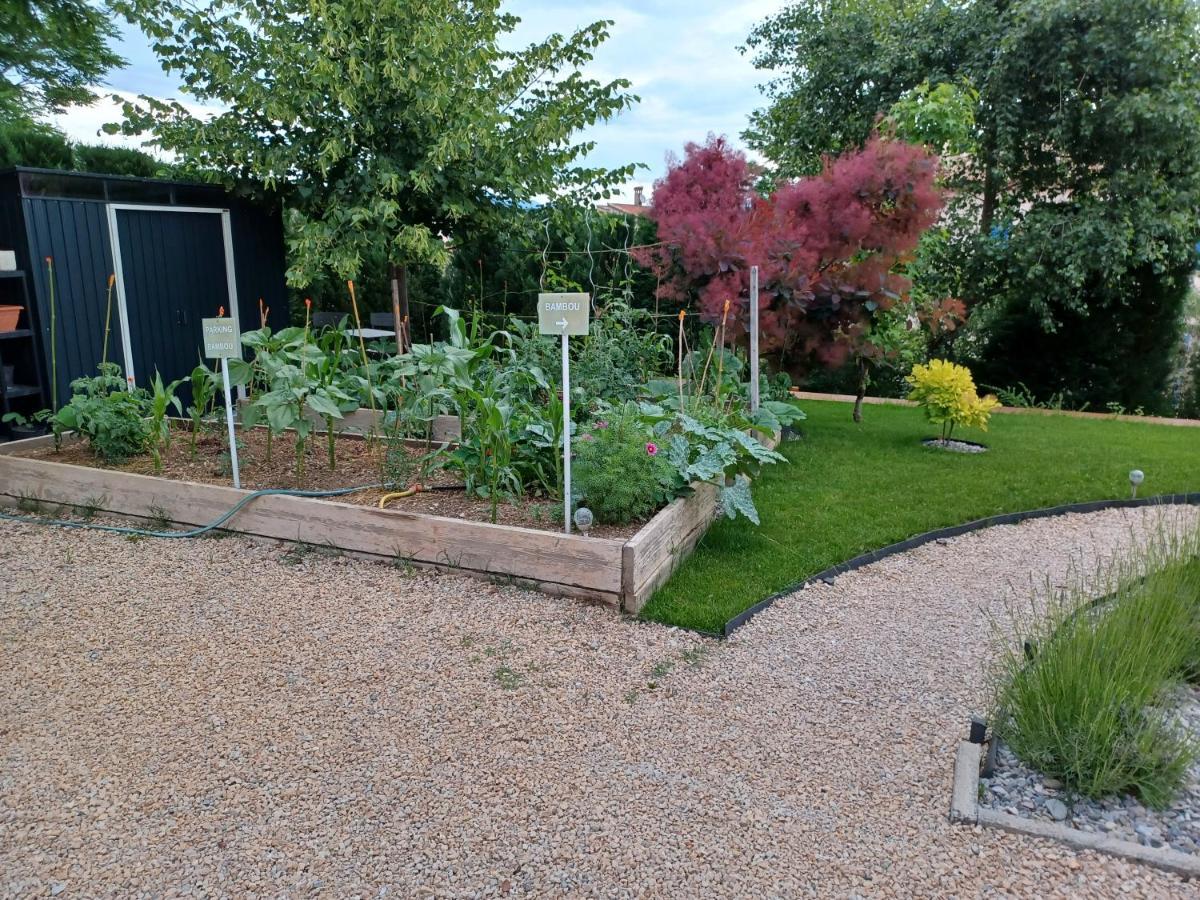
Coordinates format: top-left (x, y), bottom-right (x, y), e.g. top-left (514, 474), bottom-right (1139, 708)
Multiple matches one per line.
top-left (636, 135), bottom-right (943, 375)
top-left (114, 0), bottom-right (639, 288)
top-left (745, 0), bottom-right (1200, 410)
top-left (0, 0), bottom-right (124, 121)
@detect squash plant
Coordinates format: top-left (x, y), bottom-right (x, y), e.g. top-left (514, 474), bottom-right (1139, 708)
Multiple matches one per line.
top-left (240, 331), bottom-right (357, 481)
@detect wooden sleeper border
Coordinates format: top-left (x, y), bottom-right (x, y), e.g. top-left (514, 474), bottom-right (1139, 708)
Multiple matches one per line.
top-left (951, 740), bottom-right (1200, 880)
top-left (0, 432), bottom-right (726, 614)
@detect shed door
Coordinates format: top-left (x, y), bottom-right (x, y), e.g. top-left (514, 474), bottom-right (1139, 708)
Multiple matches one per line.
top-left (112, 207), bottom-right (235, 404)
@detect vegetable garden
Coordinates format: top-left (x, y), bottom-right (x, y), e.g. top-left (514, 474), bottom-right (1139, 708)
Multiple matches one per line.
top-left (0, 297), bottom-right (803, 612)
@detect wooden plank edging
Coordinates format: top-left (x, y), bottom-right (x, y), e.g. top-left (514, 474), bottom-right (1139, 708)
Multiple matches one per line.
top-left (0, 447), bottom-right (624, 604)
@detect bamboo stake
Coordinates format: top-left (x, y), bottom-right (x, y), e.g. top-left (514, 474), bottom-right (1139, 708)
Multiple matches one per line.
top-left (346, 280), bottom-right (377, 415)
top-left (101, 273), bottom-right (116, 367)
top-left (676, 309), bottom-right (686, 410)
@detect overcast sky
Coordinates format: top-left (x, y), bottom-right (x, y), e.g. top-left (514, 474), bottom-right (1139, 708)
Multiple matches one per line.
top-left (47, 1), bottom-right (785, 201)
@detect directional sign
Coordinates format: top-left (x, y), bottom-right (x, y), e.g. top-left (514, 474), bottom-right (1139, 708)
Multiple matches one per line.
top-left (201, 317), bottom-right (240, 359)
top-left (537, 293), bottom-right (590, 336)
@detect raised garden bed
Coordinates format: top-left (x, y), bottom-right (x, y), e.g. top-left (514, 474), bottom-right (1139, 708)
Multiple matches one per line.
top-left (0, 429), bottom-right (725, 614)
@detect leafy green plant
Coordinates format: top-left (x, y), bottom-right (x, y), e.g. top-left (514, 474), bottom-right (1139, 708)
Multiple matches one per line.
top-left (51, 363), bottom-right (151, 463)
top-left (187, 362), bottom-right (220, 456)
top-left (573, 405), bottom-right (674, 525)
top-left (448, 381), bottom-right (522, 524)
top-left (992, 527), bottom-right (1200, 807)
top-left (147, 370), bottom-right (183, 472)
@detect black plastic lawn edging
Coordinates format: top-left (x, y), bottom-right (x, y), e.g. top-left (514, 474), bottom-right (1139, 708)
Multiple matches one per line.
top-left (719, 493), bottom-right (1200, 639)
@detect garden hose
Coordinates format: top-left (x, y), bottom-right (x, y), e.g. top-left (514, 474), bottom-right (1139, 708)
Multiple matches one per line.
top-left (378, 486), bottom-right (419, 508)
top-left (0, 483), bottom-right (384, 541)
top-left (378, 483), bottom-right (465, 509)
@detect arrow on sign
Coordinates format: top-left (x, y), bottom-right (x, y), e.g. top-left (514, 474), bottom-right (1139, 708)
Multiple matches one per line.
top-left (556, 318), bottom-right (568, 331)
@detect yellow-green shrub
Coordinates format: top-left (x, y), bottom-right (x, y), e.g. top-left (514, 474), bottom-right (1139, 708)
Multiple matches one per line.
top-left (905, 359), bottom-right (1000, 441)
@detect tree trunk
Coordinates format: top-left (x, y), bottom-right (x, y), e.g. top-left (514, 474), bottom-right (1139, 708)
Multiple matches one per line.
top-left (389, 262), bottom-right (410, 354)
top-left (979, 125), bottom-right (999, 236)
top-left (853, 357), bottom-right (868, 423)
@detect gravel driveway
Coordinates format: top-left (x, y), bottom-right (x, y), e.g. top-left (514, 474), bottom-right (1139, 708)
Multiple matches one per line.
top-left (1, 506), bottom-right (1196, 897)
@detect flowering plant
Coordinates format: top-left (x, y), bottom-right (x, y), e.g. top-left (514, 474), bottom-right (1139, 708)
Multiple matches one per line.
top-left (573, 404), bottom-right (676, 525)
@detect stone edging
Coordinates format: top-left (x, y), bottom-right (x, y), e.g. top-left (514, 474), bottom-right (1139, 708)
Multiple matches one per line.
top-left (719, 494), bottom-right (1200, 637)
top-left (950, 740), bottom-right (1200, 880)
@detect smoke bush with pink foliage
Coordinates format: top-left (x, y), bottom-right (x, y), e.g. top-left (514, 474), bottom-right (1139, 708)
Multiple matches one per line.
top-left (635, 134), bottom-right (945, 370)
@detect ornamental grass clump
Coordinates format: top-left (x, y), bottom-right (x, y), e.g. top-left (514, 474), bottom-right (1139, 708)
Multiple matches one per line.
top-left (906, 358), bottom-right (999, 442)
top-left (991, 524), bottom-right (1200, 808)
top-left (574, 405), bottom-right (674, 525)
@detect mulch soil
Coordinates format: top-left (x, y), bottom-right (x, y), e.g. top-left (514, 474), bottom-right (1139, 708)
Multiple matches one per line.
top-left (19, 426), bottom-right (644, 540)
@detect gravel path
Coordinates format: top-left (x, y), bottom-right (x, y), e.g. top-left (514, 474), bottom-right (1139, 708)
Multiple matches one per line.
top-left (2, 505), bottom-right (1197, 897)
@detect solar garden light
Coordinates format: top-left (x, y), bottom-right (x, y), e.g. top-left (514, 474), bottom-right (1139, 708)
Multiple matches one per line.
top-left (968, 715), bottom-right (987, 745)
top-left (1129, 469), bottom-right (1144, 499)
top-left (573, 506), bottom-right (594, 536)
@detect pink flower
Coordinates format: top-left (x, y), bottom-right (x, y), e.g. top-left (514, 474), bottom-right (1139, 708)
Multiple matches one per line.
top-left (595, 420), bottom-right (608, 429)
top-left (580, 433), bottom-right (594, 442)
top-left (645, 442), bottom-right (659, 456)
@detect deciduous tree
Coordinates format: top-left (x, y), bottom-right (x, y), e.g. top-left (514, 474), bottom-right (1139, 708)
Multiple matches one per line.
top-left (114, 0), bottom-right (638, 301)
top-left (636, 134), bottom-right (945, 418)
top-left (0, 0), bottom-right (123, 121)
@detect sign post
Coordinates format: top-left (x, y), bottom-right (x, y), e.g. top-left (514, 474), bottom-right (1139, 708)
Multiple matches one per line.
top-left (749, 265), bottom-right (760, 413)
top-left (202, 315), bottom-right (242, 489)
top-left (537, 292), bottom-right (590, 534)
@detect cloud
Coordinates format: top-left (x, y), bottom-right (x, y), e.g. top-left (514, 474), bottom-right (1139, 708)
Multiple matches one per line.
top-left (58, 2), bottom-right (784, 203)
top-left (48, 88), bottom-right (221, 158)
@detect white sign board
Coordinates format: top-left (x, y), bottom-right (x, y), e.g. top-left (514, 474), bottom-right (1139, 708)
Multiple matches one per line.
top-left (200, 317), bottom-right (242, 488)
top-left (537, 293), bottom-right (590, 336)
top-left (537, 293), bottom-right (591, 533)
top-left (202, 317), bottom-right (240, 359)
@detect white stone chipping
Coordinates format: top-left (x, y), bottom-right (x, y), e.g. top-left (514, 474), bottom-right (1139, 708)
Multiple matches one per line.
top-left (1, 505), bottom-right (1196, 896)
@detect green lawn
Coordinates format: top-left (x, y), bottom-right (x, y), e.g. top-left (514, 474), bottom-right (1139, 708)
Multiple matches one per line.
top-left (641, 400), bottom-right (1200, 633)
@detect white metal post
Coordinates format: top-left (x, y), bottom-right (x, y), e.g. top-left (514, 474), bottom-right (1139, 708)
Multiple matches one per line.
top-left (220, 357), bottom-right (241, 489)
top-left (562, 332), bottom-right (571, 534)
top-left (749, 265), bottom-right (760, 412)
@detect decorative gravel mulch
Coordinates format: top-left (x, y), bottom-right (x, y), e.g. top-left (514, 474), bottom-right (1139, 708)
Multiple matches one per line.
top-left (18, 427), bottom-right (643, 539)
top-left (1, 505), bottom-right (1197, 895)
top-left (981, 685), bottom-right (1200, 855)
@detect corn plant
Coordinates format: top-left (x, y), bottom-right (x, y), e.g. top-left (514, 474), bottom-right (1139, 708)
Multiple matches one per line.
top-left (187, 362), bottom-right (220, 457)
top-left (148, 370), bottom-right (184, 472)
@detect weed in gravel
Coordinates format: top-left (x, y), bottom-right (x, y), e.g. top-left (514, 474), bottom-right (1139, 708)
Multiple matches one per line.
top-left (624, 688), bottom-right (640, 704)
top-left (74, 496), bottom-right (103, 522)
top-left (493, 665), bottom-right (523, 690)
top-left (681, 646), bottom-right (709, 667)
top-left (650, 659), bottom-right (675, 679)
top-left (484, 640), bottom-right (514, 659)
top-left (280, 543), bottom-right (313, 566)
top-left (16, 492), bottom-right (42, 514)
top-left (391, 546), bottom-right (415, 574)
top-left (147, 505), bottom-right (173, 531)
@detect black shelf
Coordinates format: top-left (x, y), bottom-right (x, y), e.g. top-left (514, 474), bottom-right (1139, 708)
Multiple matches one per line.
top-left (0, 270), bottom-right (46, 436)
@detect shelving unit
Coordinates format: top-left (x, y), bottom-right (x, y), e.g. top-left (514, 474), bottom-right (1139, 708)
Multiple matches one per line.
top-left (0, 270), bottom-right (46, 437)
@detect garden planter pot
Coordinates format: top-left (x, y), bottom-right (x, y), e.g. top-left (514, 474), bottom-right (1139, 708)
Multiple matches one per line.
top-left (0, 305), bottom-right (21, 332)
top-left (8, 423), bottom-right (46, 440)
top-left (922, 437), bottom-right (988, 454)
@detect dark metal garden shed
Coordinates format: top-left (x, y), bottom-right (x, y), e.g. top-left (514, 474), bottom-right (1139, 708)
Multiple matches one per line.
top-left (0, 167), bottom-right (288, 426)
